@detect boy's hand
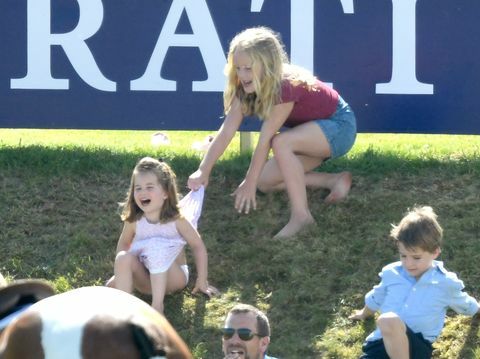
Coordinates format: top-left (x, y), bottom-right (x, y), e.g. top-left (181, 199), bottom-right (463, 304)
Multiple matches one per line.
top-left (349, 306), bottom-right (375, 321)
top-left (349, 309), bottom-right (368, 321)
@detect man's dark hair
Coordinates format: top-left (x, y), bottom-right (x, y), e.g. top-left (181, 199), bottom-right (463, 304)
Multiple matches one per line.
top-left (227, 303), bottom-right (270, 337)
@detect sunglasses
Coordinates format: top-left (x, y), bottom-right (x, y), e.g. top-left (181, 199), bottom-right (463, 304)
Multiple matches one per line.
top-left (222, 327), bottom-right (262, 341)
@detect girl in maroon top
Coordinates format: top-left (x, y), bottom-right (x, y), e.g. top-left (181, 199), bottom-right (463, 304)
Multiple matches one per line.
top-left (188, 27), bottom-right (356, 238)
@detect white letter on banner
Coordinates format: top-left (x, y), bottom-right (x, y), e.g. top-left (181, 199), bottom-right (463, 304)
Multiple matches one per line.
top-left (376, 0), bottom-right (433, 94)
top-left (290, 0), bottom-right (314, 72)
top-left (11, 0), bottom-right (116, 91)
top-left (291, 0), bottom-right (354, 87)
top-left (131, 0), bottom-right (225, 92)
top-left (250, 0), bottom-right (265, 12)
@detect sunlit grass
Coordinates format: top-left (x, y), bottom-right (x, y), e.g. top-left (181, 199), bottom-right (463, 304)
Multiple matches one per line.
top-left (1, 129), bottom-right (479, 157)
top-left (0, 128), bottom-right (235, 155)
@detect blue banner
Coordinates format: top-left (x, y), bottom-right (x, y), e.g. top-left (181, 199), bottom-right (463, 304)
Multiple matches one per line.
top-left (1, 0), bottom-right (479, 134)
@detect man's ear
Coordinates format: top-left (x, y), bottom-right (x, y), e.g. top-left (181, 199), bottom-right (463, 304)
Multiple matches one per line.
top-left (259, 336), bottom-right (270, 354)
top-left (433, 247), bottom-right (441, 259)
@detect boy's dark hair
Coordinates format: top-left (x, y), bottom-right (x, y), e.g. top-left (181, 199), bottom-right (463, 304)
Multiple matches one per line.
top-left (227, 303), bottom-right (271, 337)
top-left (390, 206), bottom-right (443, 253)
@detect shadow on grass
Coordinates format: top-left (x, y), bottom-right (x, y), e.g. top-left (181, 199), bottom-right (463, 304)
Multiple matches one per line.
top-left (1, 143), bottom-right (479, 178)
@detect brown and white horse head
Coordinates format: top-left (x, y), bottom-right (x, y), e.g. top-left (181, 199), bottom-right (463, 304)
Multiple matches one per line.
top-left (0, 286), bottom-right (192, 359)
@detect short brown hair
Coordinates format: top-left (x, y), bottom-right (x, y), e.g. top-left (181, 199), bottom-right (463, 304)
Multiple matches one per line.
top-left (390, 206), bottom-right (443, 253)
top-left (227, 303), bottom-right (271, 337)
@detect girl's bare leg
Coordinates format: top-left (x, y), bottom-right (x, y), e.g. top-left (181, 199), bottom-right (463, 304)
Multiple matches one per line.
top-left (261, 122), bottom-right (350, 238)
top-left (112, 251), bottom-right (136, 293)
top-left (108, 254), bottom-right (151, 294)
top-left (312, 171), bottom-right (352, 204)
top-left (150, 272), bottom-right (168, 314)
top-left (131, 257), bottom-right (152, 294)
top-left (260, 166), bottom-right (352, 204)
top-left (150, 263), bottom-right (188, 314)
top-left (165, 263), bottom-right (188, 293)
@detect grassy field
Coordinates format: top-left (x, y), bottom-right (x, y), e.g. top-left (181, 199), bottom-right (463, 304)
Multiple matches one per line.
top-left (1, 129), bottom-right (479, 358)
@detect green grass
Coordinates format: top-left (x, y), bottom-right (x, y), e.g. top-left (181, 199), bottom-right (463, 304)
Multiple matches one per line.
top-left (1, 129), bottom-right (479, 358)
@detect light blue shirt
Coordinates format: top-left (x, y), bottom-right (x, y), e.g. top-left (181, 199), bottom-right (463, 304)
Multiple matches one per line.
top-left (365, 260), bottom-right (479, 343)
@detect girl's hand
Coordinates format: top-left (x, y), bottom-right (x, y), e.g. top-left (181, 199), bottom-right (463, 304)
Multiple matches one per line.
top-left (192, 281), bottom-right (219, 298)
top-left (232, 179), bottom-right (257, 214)
top-left (188, 169), bottom-right (208, 191)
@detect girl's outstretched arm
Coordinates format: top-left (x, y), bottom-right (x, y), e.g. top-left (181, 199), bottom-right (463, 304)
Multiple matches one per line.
top-left (233, 101), bottom-right (294, 214)
top-left (188, 98), bottom-right (244, 191)
top-left (175, 217), bottom-right (218, 297)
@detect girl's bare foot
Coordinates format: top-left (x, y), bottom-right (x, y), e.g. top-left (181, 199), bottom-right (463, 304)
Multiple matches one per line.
top-left (324, 171), bottom-right (352, 204)
top-left (273, 215), bottom-right (315, 239)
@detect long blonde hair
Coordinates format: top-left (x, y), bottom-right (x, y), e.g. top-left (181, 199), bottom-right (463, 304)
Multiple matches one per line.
top-left (224, 27), bottom-right (287, 120)
top-left (223, 27), bottom-right (318, 120)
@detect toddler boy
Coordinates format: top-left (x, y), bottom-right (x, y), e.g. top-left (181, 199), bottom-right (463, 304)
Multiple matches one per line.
top-left (350, 206), bottom-right (479, 358)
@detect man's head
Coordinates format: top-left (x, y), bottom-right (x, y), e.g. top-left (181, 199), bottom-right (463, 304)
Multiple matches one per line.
top-left (222, 304), bottom-right (270, 359)
top-left (390, 206), bottom-right (443, 279)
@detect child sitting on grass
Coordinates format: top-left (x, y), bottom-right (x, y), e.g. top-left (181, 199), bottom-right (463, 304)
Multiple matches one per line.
top-left (350, 206), bottom-right (479, 359)
top-left (108, 157), bottom-right (217, 313)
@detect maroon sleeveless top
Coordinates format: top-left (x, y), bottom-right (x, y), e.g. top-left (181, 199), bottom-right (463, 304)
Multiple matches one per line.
top-left (280, 79), bottom-right (339, 127)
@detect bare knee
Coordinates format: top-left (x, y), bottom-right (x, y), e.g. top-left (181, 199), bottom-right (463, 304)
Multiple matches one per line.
top-left (377, 312), bottom-right (405, 337)
top-left (115, 250), bottom-right (132, 262)
top-left (114, 251), bottom-right (135, 270)
top-left (271, 132), bottom-right (292, 154)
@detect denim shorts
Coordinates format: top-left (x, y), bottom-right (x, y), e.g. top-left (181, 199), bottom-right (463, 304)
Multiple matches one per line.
top-left (316, 96), bottom-right (357, 159)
